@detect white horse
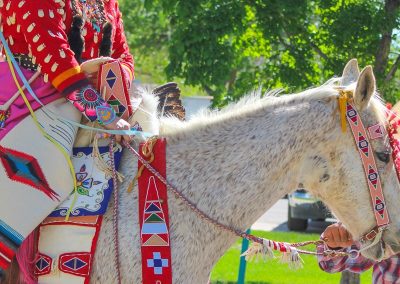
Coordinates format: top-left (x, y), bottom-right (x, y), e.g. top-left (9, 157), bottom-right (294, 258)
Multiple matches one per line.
top-left (89, 60), bottom-right (400, 283)
top-left (6, 59), bottom-right (400, 283)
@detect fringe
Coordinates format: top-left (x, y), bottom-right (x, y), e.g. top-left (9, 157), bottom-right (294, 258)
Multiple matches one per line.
top-left (16, 231), bottom-right (37, 284)
top-left (68, 16), bottom-right (84, 63)
top-left (241, 240), bottom-right (274, 262)
top-left (99, 22), bottom-right (112, 57)
top-left (242, 238), bottom-right (304, 270)
top-left (279, 250), bottom-right (304, 270)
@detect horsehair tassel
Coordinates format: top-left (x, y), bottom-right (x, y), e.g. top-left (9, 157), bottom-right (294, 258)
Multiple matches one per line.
top-left (338, 91), bottom-right (348, 133)
top-left (100, 22), bottom-right (112, 57)
top-left (241, 239), bottom-right (274, 262)
top-left (242, 238), bottom-right (303, 269)
top-left (93, 134), bottom-right (124, 182)
top-left (280, 249), bottom-right (304, 270)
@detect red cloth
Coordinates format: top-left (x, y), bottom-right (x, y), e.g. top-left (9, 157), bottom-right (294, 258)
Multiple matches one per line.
top-left (0, 0), bottom-right (134, 94)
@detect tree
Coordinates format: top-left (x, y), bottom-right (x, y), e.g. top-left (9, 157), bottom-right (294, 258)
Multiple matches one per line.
top-left (120, 0), bottom-right (400, 106)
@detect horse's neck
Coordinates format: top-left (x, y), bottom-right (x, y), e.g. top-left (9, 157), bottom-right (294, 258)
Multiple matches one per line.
top-left (164, 95), bottom-right (336, 239)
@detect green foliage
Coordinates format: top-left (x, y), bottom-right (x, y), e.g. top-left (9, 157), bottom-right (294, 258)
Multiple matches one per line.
top-left (120, 0), bottom-right (400, 106)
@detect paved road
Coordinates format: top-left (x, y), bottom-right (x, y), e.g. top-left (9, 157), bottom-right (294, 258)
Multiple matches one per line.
top-left (252, 199), bottom-right (334, 234)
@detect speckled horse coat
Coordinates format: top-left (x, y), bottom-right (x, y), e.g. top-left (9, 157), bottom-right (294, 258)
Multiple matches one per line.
top-left (90, 60), bottom-right (400, 283)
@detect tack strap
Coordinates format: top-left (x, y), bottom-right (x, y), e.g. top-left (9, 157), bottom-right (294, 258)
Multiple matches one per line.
top-left (138, 139), bottom-right (173, 283)
top-left (344, 98), bottom-right (390, 227)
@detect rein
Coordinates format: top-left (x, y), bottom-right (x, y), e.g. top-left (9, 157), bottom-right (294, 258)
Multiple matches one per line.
top-left (112, 88), bottom-right (393, 269)
top-left (122, 141), bottom-right (348, 266)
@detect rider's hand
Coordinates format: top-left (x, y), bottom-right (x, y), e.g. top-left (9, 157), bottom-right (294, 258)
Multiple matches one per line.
top-left (322, 223), bottom-right (354, 249)
top-left (104, 117), bottom-right (131, 144)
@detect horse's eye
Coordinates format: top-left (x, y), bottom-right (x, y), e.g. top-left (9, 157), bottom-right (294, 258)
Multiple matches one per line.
top-left (376, 151), bottom-right (391, 163)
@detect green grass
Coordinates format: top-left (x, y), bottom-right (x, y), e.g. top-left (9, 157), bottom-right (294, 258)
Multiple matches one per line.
top-left (210, 230), bottom-right (372, 284)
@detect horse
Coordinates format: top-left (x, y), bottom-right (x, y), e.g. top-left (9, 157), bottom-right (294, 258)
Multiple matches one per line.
top-left (4, 59), bottom-right (400, 283)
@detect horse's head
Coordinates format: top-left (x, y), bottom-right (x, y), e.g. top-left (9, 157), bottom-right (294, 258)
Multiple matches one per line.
top-left (300, 59), bottom-right (400, 261)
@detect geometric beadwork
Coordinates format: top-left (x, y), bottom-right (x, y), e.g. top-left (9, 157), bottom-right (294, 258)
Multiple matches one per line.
top-left (375, 196), bottom-right (386, 218)
top-left (147, 252), bottom-right (169, 275)
top-left (59, 252), bottom-right (91, 277)
top-left (347, 104), bottom-right (358, 125)
top-left (106, 69), bottom-right (117, 89)
top-left (141, 177), bottom-right (169, 247)
top-left (368, 123), bottom-right (385, 140)
top-left (368, 166), bottom-right (378, 188)
top-left (358, 132), bottom-right (369, 157)
top-left (64, 258), bottom-right (87, 270)
top-left (35, 253), bottom-right (52, 276)
top-left (0, 145), bottom-right (59, 201)
top-left (108, 95), bottom-right (127, 117)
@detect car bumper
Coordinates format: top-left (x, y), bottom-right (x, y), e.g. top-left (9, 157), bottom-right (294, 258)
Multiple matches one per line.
top-left (288, 192), bottom-right (331, 220)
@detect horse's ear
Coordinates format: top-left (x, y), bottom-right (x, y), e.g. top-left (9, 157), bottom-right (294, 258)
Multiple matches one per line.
top-left (341, 59), bottom-right (359, 86)
top-left (354, 66), bottom-right (376, 111)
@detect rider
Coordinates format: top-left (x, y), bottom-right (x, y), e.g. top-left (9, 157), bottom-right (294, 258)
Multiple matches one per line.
top-left (0, 0), bottom-right (134, 272)
top-left (318, 223), bottom-right (400, 283)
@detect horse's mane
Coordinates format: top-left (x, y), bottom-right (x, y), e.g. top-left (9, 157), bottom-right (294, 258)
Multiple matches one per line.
top-left (160, 78), bottom-right (388, 137)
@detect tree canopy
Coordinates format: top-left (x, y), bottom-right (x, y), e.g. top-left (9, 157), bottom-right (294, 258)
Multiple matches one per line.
top-left (120, 0), bottom-right (400, 106)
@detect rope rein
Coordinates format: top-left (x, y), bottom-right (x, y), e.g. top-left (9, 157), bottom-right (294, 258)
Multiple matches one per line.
top-left (109, 138), bottom-right (122, 284)
top-left (121, 140), bottom-right (348, 259)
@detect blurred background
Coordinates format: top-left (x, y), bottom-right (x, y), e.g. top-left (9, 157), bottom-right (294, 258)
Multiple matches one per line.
top-left (119, 0), bottom-right (400, 108)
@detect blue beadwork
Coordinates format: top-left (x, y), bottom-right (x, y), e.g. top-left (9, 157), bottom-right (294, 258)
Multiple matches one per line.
top-left (147, 252), bottom-right (169, 275)
top-left (64, 257), bottom-right (87, 271)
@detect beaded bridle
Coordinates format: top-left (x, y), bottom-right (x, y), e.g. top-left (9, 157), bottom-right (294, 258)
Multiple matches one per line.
top-left (108, 88), bottom-right (396, 271)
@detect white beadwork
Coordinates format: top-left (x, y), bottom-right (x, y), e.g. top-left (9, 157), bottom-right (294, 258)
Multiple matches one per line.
top-left (38, 10), bottom-right (44, 18)
top-left (82, 28), bottom-right (87, 37)
top-left (18, 1), bottom-right (25, 8)
top-left (57, 9), bottom-right (64, 15)
top-left (6, 1), bottom-right (10, 11)
top-left (51, 63), bottom-right (59, 72)
top-left (49, 10), bottom-right (55, 18)
top-left (37, 43), bottom-right (45, 52)
top-left (44, 73), bottom-right (49, 83)
top-left (27, 23), bottom-right (35, 33)
top-left (44, 54), bottom-right (52, 63)
top-left (59, 49), bottom-right (66, 58)
top-left (22, 11), bottom-right (30, 20)
top-left (17, 24), bottom-right (21, 33)
top-left (0, 1), bottom-right (4, 8)
top-left (94, 33), bottom-right (98, 43)
top-left (33, 34), bottom-right (40, 43)
top-left (48, 30), bottom-right (56, 37)
top-left (8, 35), bottom-right (13, 46)
top-left (10, 13), bottom-right (15, 25)
top-left (37, 64), bottom-right (42, 72)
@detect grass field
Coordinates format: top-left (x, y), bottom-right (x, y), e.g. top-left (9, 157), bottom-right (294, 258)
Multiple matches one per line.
top-left (210, 230), bottom-right (372, 284)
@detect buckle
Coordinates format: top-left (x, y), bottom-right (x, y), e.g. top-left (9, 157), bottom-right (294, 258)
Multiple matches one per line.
top-left (365, 230), bottom-right (377, 241)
